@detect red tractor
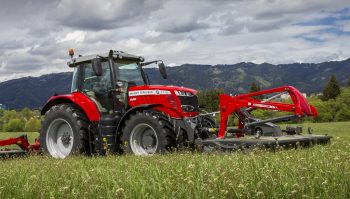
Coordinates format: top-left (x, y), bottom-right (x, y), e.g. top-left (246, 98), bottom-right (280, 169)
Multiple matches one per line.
top-left (0, 50), bottom-right (331, 158)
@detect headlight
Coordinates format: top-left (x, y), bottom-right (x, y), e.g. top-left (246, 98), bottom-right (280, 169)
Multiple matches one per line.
top-left (175, 90), bottom-right (193, 96)
top-left (181, 105), bottom-right (195, 112)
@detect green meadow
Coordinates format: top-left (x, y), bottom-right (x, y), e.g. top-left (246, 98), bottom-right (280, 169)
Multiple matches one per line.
top-left (0, 122), bottom-right (349, 198)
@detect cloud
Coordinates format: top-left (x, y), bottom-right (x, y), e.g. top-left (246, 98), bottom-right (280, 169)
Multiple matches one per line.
top-left (116, 38), bottom-right (192, 58)
top-left (0, 61), bottom-right (7, 69)
top-left (0, 0), bottom-right (350, 82)
top-left (145, 30), bottom-right (162, 38)
top-left (56, 31), bottom-right (87, 43)
top-left (53, 0), bottom-right (163, 30)
top-left (150, 0), bottom-right (214, 33)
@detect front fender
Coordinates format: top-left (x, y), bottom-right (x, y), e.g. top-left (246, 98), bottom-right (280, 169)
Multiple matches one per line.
top-left (118, 104), bottom-right (196, 143)
top-left (118, 104), bottom-right (162, 140)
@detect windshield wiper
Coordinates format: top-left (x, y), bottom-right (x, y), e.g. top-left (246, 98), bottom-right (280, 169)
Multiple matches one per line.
top-left (140, 60), bottom-right (163, 67)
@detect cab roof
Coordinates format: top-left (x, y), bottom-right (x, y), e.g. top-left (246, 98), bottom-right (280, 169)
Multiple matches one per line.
top-left (67, 50), bottom-right (144, 67)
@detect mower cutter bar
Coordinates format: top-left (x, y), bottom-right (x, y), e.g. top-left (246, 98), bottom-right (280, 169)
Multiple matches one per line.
top-left (196, 134), bottom-right (332, 151)
top-left (0, 150), bottom-right (27, 157)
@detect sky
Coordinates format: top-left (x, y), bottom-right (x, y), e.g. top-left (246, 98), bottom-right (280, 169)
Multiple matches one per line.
top-left (0, 0), bottom-right (350, 82)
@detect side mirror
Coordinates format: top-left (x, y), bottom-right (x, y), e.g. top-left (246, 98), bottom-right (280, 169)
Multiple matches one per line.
top-left (158, 62), bottom-right (167, 79)
top-left (91, 58), bottom-right (103, 76)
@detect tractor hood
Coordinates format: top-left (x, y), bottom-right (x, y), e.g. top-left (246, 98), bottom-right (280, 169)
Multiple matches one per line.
top-left (128, 85), bottom-right (199, 118)
top-left (129, 85), bottom-right (198, 96)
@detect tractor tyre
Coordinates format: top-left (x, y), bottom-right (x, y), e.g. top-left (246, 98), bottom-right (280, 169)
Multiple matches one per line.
top-left (122, 110), bottom-right (176, 155)
top-left (40, 103), bottom-right (90, 158)
top-left (151, 112), bottom-right (188, 149)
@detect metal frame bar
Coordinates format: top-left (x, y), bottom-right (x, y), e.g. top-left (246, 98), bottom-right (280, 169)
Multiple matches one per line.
top-left (217, 86), bottom-right (317, 138)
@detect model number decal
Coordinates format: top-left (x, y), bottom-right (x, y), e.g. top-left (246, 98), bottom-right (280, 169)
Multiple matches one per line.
top-left (129, 90), bottom-right (171, 96)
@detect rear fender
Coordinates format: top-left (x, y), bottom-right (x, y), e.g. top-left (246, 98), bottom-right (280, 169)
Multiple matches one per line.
top-left (41, 92), bottom-right (100, 122)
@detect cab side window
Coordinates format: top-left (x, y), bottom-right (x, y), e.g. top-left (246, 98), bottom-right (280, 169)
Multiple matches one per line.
top-left (82, 62), bottom-right (111, 94)
top-left (82, 62), bottom-right (113, 112)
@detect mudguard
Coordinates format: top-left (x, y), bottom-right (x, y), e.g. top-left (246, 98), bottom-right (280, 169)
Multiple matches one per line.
top-left (118, 104), bottom-right (196, 142)
top-left (118, 104), bottom-right (162, 140)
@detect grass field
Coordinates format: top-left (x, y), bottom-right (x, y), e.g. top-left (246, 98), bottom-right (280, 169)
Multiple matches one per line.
top-left (0, 122), bottom-right (349, 198)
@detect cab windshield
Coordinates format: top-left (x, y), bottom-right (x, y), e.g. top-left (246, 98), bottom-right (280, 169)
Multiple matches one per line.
top-left (71, 59), bottom-right (145, 93)
top-left (117, 60), bottom-right (144, 85)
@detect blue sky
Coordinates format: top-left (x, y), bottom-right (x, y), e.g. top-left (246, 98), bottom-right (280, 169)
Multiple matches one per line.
top-left (298, 7), bottom-right (350, 39)
top-left (0, 0), bottom-right (350, 82)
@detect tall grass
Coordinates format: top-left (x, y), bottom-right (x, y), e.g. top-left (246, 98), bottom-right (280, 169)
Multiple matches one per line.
top-left (0, 122), bottom-right (349, 198)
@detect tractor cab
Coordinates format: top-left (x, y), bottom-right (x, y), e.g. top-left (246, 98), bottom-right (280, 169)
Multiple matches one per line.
top-left (68, 50), bottom-right (167, 114)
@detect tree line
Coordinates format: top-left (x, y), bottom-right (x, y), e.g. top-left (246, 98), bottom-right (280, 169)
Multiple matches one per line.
top-left (0, 108), bottom-right (40, 132)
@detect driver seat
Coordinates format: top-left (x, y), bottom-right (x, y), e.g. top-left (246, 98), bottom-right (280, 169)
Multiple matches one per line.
top-left (85, 91), bottom-right (108, 113)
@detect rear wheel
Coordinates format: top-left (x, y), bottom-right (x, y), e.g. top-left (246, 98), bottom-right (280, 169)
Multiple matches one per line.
top-left (122, 111), bottom-right (176, 155)
top-left (40, 104), bottom-right (90, 158)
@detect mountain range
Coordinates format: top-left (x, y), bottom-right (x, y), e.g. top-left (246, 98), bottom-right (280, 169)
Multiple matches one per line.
top-left (1, 58), bottom-right (350, 109)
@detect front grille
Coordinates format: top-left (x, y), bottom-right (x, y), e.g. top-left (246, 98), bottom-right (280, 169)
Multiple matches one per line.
top-left (178, 95), bottom-right (199, 112)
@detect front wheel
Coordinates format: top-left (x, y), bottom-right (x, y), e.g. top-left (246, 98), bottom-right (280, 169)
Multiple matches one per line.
top-left (122, 111), bottom-right (176, 155)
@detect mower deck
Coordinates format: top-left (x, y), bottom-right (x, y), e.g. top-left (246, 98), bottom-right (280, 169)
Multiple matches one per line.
top-left (196, 134), bottom-right (332, 151)
top-left (0, 149), bottom-right (27, 157)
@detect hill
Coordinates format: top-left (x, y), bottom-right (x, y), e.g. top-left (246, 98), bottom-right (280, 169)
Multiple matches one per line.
top-left (0, 58), bottom-right (350, 109)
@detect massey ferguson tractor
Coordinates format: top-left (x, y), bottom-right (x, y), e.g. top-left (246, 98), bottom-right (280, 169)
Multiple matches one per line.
top-left (0, 50), bottom-right (331, 158)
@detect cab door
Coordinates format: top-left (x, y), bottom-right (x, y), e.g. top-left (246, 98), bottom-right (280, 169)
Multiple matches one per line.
top-left (80, 62), bottom-right (114, 113)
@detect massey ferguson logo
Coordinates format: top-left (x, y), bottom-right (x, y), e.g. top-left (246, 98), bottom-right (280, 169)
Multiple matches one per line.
top-left (129, 90), bottom-right (171, 96)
